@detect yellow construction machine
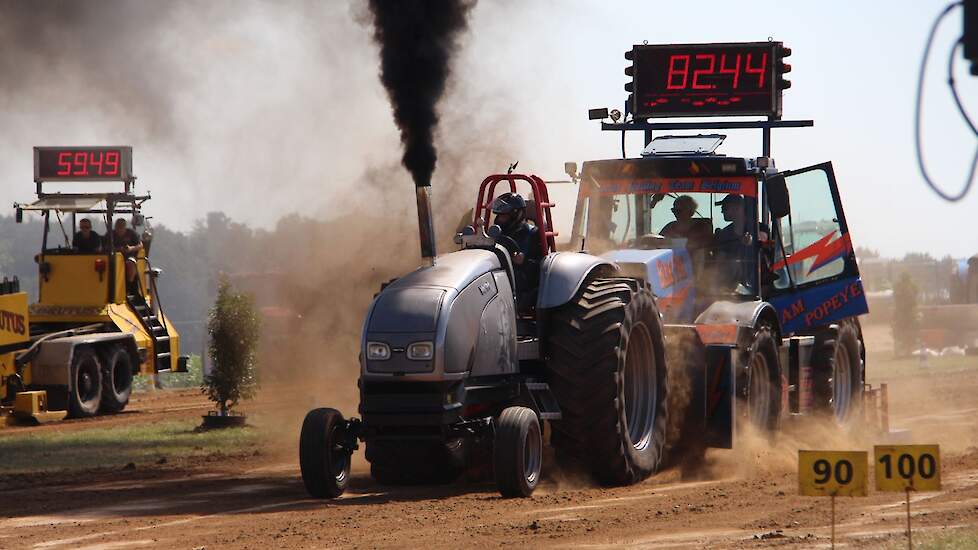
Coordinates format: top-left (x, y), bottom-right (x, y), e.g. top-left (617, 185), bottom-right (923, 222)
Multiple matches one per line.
top-left (1, 146), bottom-right (187, 425)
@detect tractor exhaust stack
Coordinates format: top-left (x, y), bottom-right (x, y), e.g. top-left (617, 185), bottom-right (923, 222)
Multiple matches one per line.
top-left (415, 185), bottom-right (436, 264)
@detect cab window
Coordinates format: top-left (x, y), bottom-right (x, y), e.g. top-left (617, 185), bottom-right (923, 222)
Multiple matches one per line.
top-left (774, 167), bottom-right (846, 288)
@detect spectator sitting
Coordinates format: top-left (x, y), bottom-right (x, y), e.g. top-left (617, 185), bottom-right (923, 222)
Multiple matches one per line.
top-left (72, 217), bottom-right (102, 254)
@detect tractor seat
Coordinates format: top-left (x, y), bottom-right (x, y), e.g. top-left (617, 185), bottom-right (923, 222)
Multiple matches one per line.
top-left (686, 218), bottom-right (714, 249)
top-left (523, 199), bottom-right (538, 223)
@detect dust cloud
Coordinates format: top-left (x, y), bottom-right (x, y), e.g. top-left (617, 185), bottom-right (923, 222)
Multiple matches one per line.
top-left (0, 1), bottom-right (525, 459)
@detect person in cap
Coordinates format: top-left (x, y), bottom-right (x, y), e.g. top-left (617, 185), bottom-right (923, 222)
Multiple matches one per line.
top-left (713, 194), bottom-right (770, 291)
top-left (104, 218), bottom-right (143, 293)
top-left (72, 217), bottom-right (102, 254)
top-left (714, 194), bottom-right (747, 249)
top-left (491, 192), bottom-right (544, 309)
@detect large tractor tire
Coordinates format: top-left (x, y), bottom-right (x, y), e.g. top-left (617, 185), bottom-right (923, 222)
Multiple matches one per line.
top-left (366, 440), bottom-right (463, 486)
top-left (546, 277), bottom-right (668, 486)
top-left (812, 319), bottom-right (864, 425)
top-left (100, 345), bottom-right (134, 414)
top-left (740, 324), bottom-right (782, 433)
top-left (68, 347), bottom-right (103, 418)
top-left (493, 406), bottom-right (542, 498)
top-left (299, 408), bottom-right (351, 498)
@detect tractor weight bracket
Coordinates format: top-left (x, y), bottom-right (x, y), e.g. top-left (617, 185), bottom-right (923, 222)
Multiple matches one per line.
top-left (340, 417), bottom-right (363, 453)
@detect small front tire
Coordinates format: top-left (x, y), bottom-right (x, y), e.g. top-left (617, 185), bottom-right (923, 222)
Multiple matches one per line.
top-left (493, 406), bottom-right (542, 498)
top-left (299, 408), bottom-right (351, 499)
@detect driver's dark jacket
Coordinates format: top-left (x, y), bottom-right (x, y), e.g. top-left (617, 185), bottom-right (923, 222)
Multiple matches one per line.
top-left (500, 222), bottom-right (544, 306)
top-left (714, 221), bottom-right (769, 289)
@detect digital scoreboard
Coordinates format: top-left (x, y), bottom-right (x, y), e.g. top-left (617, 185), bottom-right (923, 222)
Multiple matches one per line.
top-left (34, 146), bottom-right (133, 182)
top-left (627, 42), bottom-right (789, 118)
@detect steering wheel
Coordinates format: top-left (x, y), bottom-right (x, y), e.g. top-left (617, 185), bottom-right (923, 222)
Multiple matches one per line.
top-left (633, 233), bottom-right (666, 249)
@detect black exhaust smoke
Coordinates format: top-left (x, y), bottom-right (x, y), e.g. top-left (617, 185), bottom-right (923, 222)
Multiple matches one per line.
top-left (366, 0), bottom-right (476, 262)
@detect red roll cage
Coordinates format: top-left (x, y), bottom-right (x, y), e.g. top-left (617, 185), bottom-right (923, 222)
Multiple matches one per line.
top-left (474, 174), bottom-right (558, 254)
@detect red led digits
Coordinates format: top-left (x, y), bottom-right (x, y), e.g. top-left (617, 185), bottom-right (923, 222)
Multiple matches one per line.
top-left (104, 151), bottom-right (120, 176)
top-left (691, 54), bottom-right (716, 90)
top-left (745, 52), bottom-right (767, 88)
top-left (666, 55), bottom-right (690, 90)
top-left (56, 152), bottom-right (72, 176)
top-left (89, 151), bottom-right (104, 174)
top-left (718, 53), bottom-right (741, 89)
top-left (72, 152), bottom-right (88, 176)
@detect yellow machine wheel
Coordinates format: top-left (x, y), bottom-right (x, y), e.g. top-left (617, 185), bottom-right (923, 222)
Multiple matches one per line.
top-left (99, 345), bottom-right (134, 414)
top-left (68, 348), bottom-right (103, 418)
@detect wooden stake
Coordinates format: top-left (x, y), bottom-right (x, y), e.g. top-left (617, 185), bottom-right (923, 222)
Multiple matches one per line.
top-left (831, 494), bottom-right (836, 550)
top-left (906, 488), bottom-right (912, 549)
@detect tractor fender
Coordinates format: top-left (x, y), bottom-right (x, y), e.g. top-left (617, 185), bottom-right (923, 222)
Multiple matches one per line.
top-left (537, 252), bottom-right (617, 309)
top-left (694, 300), bottom-right (781, 347)
top-left (29, 333), bottom-right (139, 389)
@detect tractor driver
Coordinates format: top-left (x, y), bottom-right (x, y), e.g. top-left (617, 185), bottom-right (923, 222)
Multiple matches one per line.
top-left (105, 218), bottom-right (143, 293)
top-left (491, 192), bottom-right (544, 310)
top-left (713, 194), bottom-right (768, 291)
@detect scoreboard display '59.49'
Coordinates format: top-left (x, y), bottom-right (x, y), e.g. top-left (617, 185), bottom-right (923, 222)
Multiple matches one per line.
top-left (34, 146), bottom-right (133, 182)
top-left (625, 42), bottom-right (792, 118)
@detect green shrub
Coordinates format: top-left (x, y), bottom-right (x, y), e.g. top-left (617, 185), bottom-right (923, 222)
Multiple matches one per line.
top-left (203, 276), bottom-right (260, 414)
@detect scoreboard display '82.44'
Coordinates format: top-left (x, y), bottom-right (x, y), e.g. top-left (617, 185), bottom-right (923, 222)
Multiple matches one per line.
top-left (625, 42), bottom-right (792, 119)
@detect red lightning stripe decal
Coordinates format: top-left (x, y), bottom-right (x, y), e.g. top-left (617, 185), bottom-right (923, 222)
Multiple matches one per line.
top-left (771, 231), bottom-right (853, 275)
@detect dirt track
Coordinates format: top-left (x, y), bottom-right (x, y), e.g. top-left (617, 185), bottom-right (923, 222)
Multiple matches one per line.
top-left (2, 342), bottom-right (978, 549)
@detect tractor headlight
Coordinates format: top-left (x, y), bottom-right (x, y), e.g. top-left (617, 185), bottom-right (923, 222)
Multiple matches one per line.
top-left (366, 342), bottom-right (391, 361)
top-left (406, 341), bottom-right (434, 361)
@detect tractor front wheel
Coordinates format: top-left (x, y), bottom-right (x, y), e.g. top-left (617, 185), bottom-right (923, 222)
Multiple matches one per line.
top-left (493, 406), bottom-right (542, 498)
top-left (299, 408), bottom-right (351, 499)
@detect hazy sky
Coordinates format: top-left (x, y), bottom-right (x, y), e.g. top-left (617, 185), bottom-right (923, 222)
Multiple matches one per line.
top-left (1, 0), bottom-right (975, 258)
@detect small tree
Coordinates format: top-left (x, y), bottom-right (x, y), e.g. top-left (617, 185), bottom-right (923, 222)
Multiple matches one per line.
top-left (204, 276), bottom-right (261, 414)
top-left (891, 272), bottom-right (921, 357)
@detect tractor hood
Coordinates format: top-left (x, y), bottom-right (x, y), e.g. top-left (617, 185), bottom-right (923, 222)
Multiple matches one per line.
top-left (361, 248), bottom-right (517, 380)
top-left (602, 247), bottom-right (696, 323)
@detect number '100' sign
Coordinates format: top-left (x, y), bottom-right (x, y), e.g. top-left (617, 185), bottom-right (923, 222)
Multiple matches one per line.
top-left (799, 450), bottom-right (868, 497)
top-left (874, 445), bottom-right (941, 492)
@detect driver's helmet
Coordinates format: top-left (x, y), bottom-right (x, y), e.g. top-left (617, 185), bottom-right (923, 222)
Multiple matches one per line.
top-left (491, 192), bottom-right (527, 214)
top-left (491, 192), bottom-right (527, 233)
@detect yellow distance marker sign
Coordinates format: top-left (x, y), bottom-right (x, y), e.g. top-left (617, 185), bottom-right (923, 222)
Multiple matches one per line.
top-left (798, 450), bottom-right (868, 497)
top-left (874, 445), bottom-right (941, 492)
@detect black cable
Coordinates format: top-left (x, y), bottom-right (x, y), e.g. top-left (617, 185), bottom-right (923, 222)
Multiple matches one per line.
top-left (915, 1), bottom-right (977, 202)
top-left (949, 39), bottom-right (978, 136)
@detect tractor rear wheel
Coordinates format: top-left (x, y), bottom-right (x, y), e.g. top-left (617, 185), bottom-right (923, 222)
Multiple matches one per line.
top-left (299, 408), bottom-right (351, 499)
top-left (100, 345), bottom-right (134, 414)
top-left (741, 324), bottom-right (782, 433)
top-left (68, 347), bottom-right (103, 418)
top-left (547, 277), bottom-right (668, 486)
top-left (812, 320), bottom-right (864, 425)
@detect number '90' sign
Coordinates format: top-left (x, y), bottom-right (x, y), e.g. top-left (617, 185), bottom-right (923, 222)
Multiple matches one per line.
top-left (874, 445), bottom-right (941, 492)
top-left (798, 450), bottom-right (868, 497)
